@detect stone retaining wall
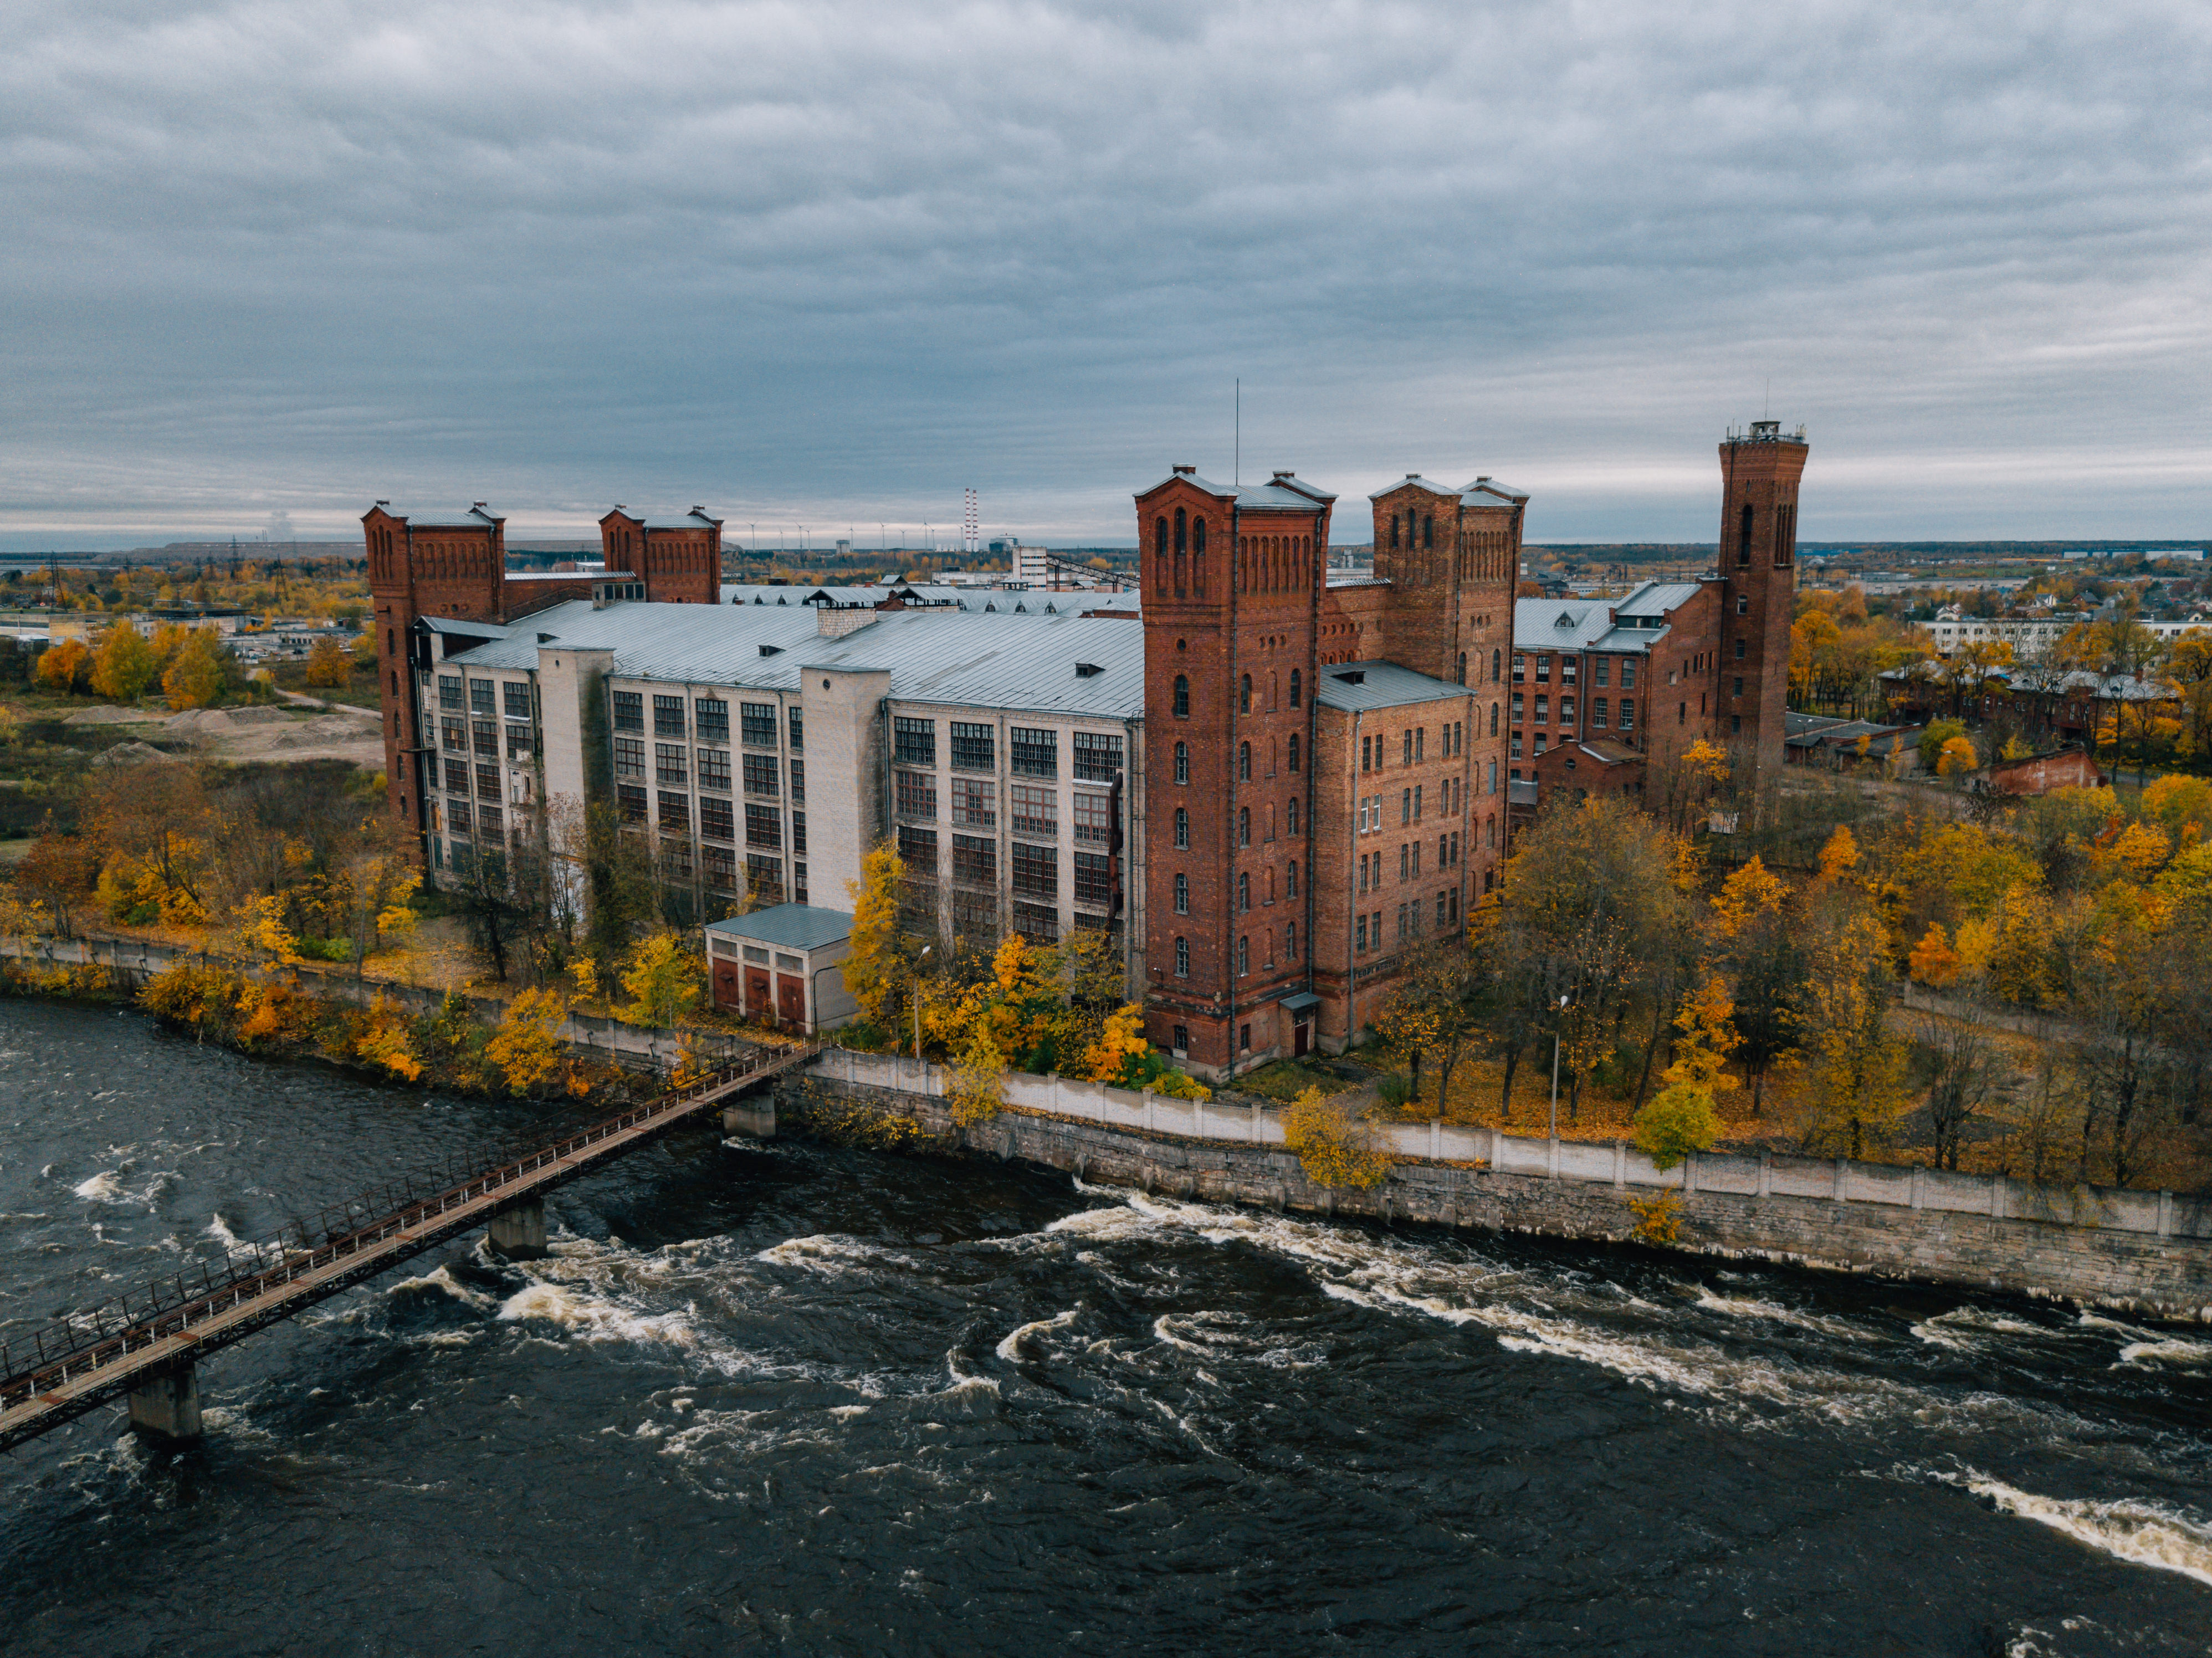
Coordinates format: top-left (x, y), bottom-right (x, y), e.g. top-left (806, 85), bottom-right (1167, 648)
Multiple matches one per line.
top-left (791, 1077), bottom-right (2212, 1321)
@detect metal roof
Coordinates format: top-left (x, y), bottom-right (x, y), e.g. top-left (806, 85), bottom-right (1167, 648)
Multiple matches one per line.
top-left (1460, 477), bottom-right (1529, 503)
top-left (1137, 471), bottom-right (1337, 510)
top-left (705, 904), bottom-right (852, 951)
top-left (808, 611), bottom-right (1146, 718)
top-left (437, 601), bottom-right (1146, 718)
top-left (420, 616), bottom-right (512, 639)
top-left (1366, 475), bottom-right (1460, 500)
top-left (1614, 580), bottom-right (1702, 617)
top-left (365, 504), bottom-right (501, 528)
top-left (1314, 660), bottom-right (1471, 713)
top-left (439, 600), bottom-right (822, 682)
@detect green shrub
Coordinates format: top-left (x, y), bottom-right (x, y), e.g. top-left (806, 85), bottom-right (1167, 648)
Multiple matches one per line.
top-left (1632, 1083), bottom-right (1721, 1171)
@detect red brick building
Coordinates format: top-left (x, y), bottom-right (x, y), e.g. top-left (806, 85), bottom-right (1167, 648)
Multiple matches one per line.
top-left (1137, 467), bottom-right (1522, 1075)
top-left (366, 502), bottom-right (723, 852)
top-left (1141, 424), bottom-right (1805, 1078)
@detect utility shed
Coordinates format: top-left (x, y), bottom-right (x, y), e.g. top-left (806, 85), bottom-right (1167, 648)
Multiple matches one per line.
top-left (705, 905), bottom-right (857, 1033)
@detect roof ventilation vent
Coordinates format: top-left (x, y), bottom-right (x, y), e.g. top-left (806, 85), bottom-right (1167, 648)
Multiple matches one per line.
top-left (1076, 662), bottom-right (1103, 678)
top-left (1172, 464), bottom-right (1196, 475)
top-left (759, 644), bottom-right (782, 658)
top-left (1334, 670), bottom-right (1366, 685)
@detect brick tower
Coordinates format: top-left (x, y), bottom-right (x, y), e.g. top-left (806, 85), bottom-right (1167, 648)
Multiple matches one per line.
top-left (1716, 421), bottom-right (1807, 780)
top-left (1138, 465), bottom-right (1334, 1077)
top-left (364, 503), bottom-right (506, 842)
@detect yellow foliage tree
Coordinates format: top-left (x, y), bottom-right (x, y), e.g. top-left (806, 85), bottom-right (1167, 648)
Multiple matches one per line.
top-left (1710, 854), bottom-right (1787, 939)
top-left (842, 841), bottom-right (906, 1028)
top-left (485, 987), bottom-right (567, 1094)
top-left (1081, 1002), bottom-right (1149, 1083)
top-left (1282, 1085), bottom-right (1391, 1190)
top-left (2102, 820), bottom-right (2172, 883)
top-left (1795, 901), bottom-right (1911, 1159)
top-left (303, 636), bottom-right (352, 688)
top-left (949, 1030), bottom-right (1006, 1125)
top-left (355, 994), bottom-right (423, 1081)
top-left (220, 893), bottom-right (296, 967)
top-left (1936, 734), bottom-right (1978, 777)
top-left (1907, 923), bottom-right (1962, 987)
top-left (90, 622), bottom-right (162, 702)
top-left (164, 631), bottom-right (227, 708)
top-left (1816, 825), bottom-right (1861, 883)
top-left (35, 638), bottom-right (89, 693)
top-left (618, 932), bottom-right (703, 1028)
top-left (1662, 976), bottom-right (1739, 1102)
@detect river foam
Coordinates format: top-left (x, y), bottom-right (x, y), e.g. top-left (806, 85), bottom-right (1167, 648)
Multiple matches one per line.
top-left (1955, 1471), bottom-right (2212, 1588)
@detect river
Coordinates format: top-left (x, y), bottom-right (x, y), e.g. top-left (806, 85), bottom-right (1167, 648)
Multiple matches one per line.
top-left (1, 1000), bottom-right (2208, 1656)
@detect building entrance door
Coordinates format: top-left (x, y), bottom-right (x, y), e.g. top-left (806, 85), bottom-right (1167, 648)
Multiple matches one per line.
top-left (777, 975), bottom-right (806, 1029)
top-left (745, 968), bottom-right (773, 1024)
top-left (1293, 1022), bottom-right (1310, 1058)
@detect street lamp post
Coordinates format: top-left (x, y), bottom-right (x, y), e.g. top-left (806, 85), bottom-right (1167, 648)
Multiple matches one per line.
top-left (913, 945), bottom-right (932, 1061)
top-left (1549, 993), bottom-right (1570, 1142)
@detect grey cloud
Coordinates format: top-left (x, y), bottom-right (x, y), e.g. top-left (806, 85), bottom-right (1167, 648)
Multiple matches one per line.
top-left (1, 0), bottom-right (2207, 548)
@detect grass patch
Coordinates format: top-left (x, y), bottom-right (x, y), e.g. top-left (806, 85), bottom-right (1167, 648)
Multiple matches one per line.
top-left (1233, 1057), bottom-right (1355, 1103)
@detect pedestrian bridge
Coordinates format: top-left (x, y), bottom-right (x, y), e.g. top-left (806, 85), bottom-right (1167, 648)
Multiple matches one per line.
top-left (0, 1041), bottom-right (817, 1453)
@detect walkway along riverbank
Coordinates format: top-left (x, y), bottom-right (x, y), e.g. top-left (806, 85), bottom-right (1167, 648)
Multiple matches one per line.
top-left (779, 1051), bottom-right (2212, 1321)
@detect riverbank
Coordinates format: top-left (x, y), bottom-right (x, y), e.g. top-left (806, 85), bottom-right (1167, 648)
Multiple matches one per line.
top-left (0, 937), bottom-right (742, 1107)
top-left (786, 1062), bottom-right (2212, 1322)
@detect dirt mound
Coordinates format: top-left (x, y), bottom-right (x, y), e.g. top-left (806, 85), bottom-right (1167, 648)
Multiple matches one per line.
top-left (64, 705), bottom-right (161, 726)
top-left (91, 740), bottom-right (177, 769)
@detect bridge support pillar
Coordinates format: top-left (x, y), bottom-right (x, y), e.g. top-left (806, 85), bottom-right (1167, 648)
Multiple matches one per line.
top-left (487, 1200), bottom-right (549, 1260)
top-left (723, 1096), bottom-right (776, 1139)
top-left (127, 1362), bottom-right (203, 1445)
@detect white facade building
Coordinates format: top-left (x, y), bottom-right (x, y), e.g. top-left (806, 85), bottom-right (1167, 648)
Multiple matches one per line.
top-left (414, 600), bottom-right (1148, 990)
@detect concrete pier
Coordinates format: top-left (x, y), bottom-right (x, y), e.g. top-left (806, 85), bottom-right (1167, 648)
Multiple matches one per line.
top-left (722, 1096), bottom-right (776, 1139)
top-left (486, 1199), bottom-right (549, 1260)
top-left (127, 1362), bottom-right (203, 1444)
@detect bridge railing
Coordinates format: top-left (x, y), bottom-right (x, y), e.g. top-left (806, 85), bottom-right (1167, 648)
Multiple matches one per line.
top-left (0, 1040), bottom-right (815, 1415)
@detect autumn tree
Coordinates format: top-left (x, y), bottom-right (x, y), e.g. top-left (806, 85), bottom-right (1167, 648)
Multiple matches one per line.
top-left (90, 622), bottom-right (162, 702)
top-left (618, 931), bottom-right (704, 1029)
top-left (1487, 795), bottom-right (1695, 1121)
top-left (842, 840), bottom-right (910, 1032)
top-left (35, 638), bottom-right (90, 694)
top-left (303, 636), bottom-right (352, 688)
top-left (485, 987), bottom-right (568, 1094)
top-left (1793, 887), bottom-right (1910, 1159)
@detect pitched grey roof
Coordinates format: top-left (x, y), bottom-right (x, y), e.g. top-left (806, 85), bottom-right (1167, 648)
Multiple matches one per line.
top-left (1460, 477), bottom-right (1529, 503)
top-left (1614, 580), bottom-right (1702, 617)
top-left (366, 504), bottom-right (501, 527)
top-left (1366, 474), bottom-right (1461, 500)
top-left (437, 600), bottom-right (1146, 718)
top-left (705, 904), bottom-right (852, 950)
top-left (1138, 471), bottom-right (1336, 510)
top-left (810, 611), bottom-right (1146, 718)
top-left (1314, 661), bottom-right (1471, 713)
top-left (420, 616), bottom-right (511, 639)
top-left (439, 600), bottom-right (822, 682)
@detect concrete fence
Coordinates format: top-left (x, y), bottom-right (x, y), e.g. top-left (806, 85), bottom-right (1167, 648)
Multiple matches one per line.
top-left (820, 1048), bottom-right (2210, 1242)
top-left (0, 933), bottom-right (735, 1073)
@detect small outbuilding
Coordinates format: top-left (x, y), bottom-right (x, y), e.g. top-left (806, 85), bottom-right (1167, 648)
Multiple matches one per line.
top-left (705, 905), bottom-right (858, 1033)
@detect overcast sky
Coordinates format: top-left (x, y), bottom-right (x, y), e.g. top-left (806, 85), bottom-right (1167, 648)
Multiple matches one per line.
top-left (3, 0), bottom-right (2207, 551)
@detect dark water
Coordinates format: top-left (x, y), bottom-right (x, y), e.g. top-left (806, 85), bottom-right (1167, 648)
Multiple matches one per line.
top-left (2, 1003), bottom-right (2209, 1657)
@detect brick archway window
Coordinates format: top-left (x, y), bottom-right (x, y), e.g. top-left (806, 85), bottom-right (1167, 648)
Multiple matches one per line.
top-left (1492, 648), bottom-right (1501, 683)
top-left (1240, 674), bottom-right (1251, 714)
top-left (1174, 807), bottom-right (1189, 848)
top-left (1237, 935), bottom-right (1249, 976)
top-left (1174, 674), bottom-right (1189, 717)
top-left (1239, 741), bottom-right (1251, 781)
top-left (1288, 733), bottom-right (1300, 773)
top-left (1457, 652), bottom-right (1466, 685)
top-left (1289, 668), bottom-right (1301, 708)
top-left (1238, 806), bottom-right (1250, 847)
top-left (1174, 506), bottom-right (1186, 555)
top-left (1154, 517), bottom-right (1169, 593)
top-left (1174, 740), bottom-right (1189, 784)
top-left (1390, 514), bottom-right (1401, 550)
top-left (1489, 702), bottom-right (1498, 736)
top-left (1423, 514), bottom-right (1433, 549)
top-left (1175, 937), bottom-right (1189, 977)
top-left (1738, 503), bottom-right (1754, 567)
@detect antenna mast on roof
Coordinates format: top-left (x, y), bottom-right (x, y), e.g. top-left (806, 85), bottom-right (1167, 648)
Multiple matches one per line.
top-left (963, 488), bottom-right (978, 560)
